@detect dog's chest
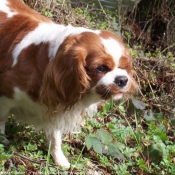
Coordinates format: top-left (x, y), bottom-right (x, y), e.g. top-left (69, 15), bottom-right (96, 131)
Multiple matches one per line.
top-left (1, 87), bottom-right (85, 132)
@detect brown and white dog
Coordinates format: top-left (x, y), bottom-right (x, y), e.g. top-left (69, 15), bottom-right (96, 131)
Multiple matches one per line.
top-left (0, 0), bottom-right (137, 168)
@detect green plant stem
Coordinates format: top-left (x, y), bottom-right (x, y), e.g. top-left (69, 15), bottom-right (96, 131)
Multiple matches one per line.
top-left (75, 144), bottom-right (86, 166)
top-left (134, 108), bottom-right (141, 144)
top-left (161, 42), bottom-right (175, 54)
top-left (110, 96), bottom-right (114, 111)
top-left (97, 0), bottom-right (107, 17)
top-left (45, 141), bottom-right (52, 175)
top-left (122, 113), bottom-right (140, 148)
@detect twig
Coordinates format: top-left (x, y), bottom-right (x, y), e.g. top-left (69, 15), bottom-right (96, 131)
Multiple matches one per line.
top-left (13, 152), bottom-right (41, 164)
top-left (6, 159), bottom-right (13, 173)
top-left (13, 152), bottom-right (58, 168)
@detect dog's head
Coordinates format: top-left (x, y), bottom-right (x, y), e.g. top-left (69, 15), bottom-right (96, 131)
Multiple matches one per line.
top-left (40, 30), bottom-right (137, 109)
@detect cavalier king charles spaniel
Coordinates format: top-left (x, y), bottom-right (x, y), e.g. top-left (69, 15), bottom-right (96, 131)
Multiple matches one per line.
top-left (0, 0), bottom-right (137, 168)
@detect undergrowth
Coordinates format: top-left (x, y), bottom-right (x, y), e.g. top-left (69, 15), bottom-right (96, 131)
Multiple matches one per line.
top-left (0, 0), bottom-right (175, 174)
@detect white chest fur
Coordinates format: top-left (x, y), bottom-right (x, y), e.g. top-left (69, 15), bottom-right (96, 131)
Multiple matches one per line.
top-left (0, 87), bottom-right (97, 133)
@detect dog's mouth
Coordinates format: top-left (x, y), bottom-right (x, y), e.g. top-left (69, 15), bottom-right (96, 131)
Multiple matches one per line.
top-left (95, 84), bottom-right (127, 100)
top-left (113, 93), bottom-right (124, 100)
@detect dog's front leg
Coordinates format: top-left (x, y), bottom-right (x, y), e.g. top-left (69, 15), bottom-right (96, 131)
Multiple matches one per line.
top-left (48, 130), bottom-right (70, 168)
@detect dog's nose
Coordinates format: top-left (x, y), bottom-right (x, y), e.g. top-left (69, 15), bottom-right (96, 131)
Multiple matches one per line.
top-left (114, 76), bottom-right (128, 88)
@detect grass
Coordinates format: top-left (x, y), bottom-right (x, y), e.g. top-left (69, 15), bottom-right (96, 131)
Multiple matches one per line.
top-left (0, 0), bottom-right (175, 174)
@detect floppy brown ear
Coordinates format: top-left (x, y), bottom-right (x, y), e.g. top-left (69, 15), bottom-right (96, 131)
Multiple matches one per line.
top-left (40, 37), bottom-right (90, 110)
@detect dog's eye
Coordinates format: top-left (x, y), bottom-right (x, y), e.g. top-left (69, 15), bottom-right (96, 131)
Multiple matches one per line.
top-left (119, 65), bottom-right (128, 70)
top-left (95, 65), bottom-right (109, 73)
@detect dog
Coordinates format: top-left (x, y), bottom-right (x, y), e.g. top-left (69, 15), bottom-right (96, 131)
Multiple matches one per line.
top-left (0, 0), bottom-right (137, 168)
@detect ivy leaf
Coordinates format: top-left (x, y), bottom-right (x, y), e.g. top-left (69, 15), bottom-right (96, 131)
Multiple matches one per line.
top-left (97, 129), bottom-right (112, 144)
top-left (131, 98), bottom-right (145, 110)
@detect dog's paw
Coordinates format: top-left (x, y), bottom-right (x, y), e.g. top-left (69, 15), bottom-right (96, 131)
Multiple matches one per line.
top-left (52, 149), bottom-right (70, 169)
top-left (56, 158), bottom-right (70, 169)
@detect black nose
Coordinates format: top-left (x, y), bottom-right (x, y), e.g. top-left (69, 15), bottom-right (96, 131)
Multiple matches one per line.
top-left (114, 76), bottom-right (128, 87)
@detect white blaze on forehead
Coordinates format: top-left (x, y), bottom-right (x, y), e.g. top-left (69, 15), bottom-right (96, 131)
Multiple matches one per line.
top-left (101, 38), bottom-right (123, 66)
top-left (0, 0), bottom-right (17, 18)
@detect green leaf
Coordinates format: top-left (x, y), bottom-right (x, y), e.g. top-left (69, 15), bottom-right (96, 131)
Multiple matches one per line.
top-left (85, 134), bottom-right (102, 154)
top-left (19, 165), bottom-right (25, 173)
top-left (119, 105), bottom-right (126, 113)
top-left (168, 145), bottom-right (175, 153)
top-left (92, 138), bottom-right (102, 154)
top-left (0, 151), bottom-right (12, 161)
top-left (143, 111), bottom-right (155, 121)
top-left (85, 135), bottom-right (95, 150)
top-left (102, 103), bottom-right (111, 113)
top-left (143, 144), bottom-right (162, 163)
top-left (137, 159), bottom-right (150, 172)
top-left (131, 98), bottom-right (145, 110)
top-left (0, 144), bottom-right (4, 152)
top-left (24, 143), bottom-right (37, 152)
top-left (97, 129), bottom-right (112, 144)
top-left (107, 143), bottom-right (125, 160)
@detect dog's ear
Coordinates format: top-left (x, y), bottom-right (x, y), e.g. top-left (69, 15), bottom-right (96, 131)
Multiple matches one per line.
top-left (40, 36), bottom-right (90, 110)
